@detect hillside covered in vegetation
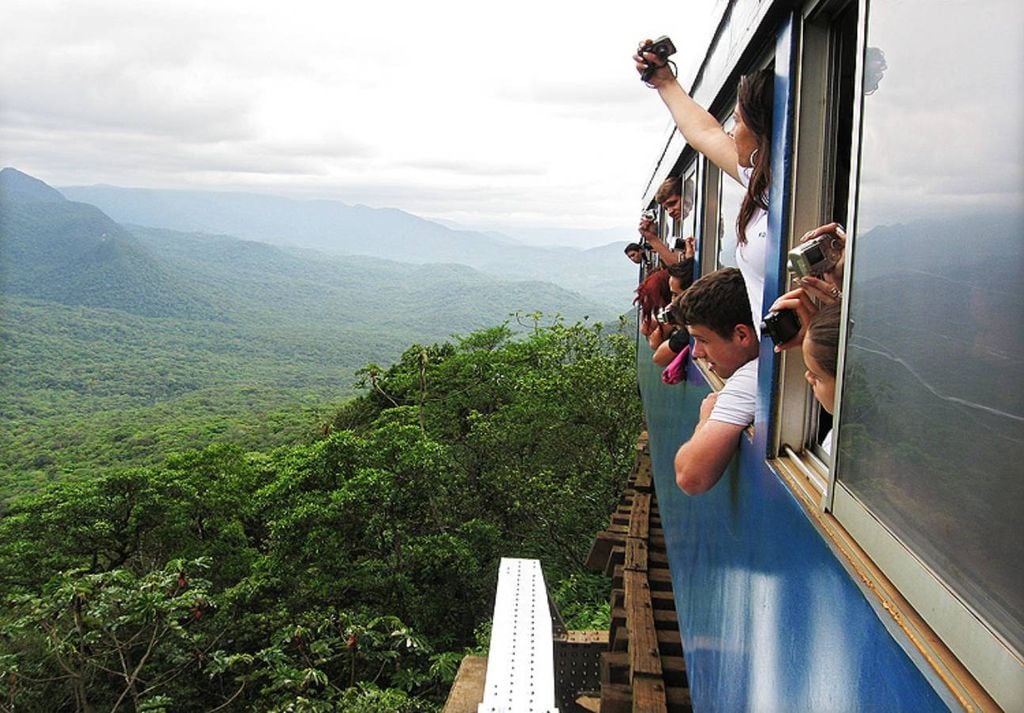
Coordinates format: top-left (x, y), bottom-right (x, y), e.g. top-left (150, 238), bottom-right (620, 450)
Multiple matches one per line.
top-left (0, 167), bottom-right (615, 500)
top-left (0, 320), bottom-right (642, 711)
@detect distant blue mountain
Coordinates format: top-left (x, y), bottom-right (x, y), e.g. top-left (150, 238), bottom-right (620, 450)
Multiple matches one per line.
top-left (1, 168), bottom-right (216, 318)
top-left (58, 184), bottom-right (522, 263)
top-left (1, 168), bottom-right (617, 327)
top-left (57, 182), bottom-right (637, 310)
top-left (0, 167), bottom-right (66, 204)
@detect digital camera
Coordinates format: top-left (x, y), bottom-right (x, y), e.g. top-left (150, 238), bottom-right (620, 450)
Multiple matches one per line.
top-left (641, 208), bottom-right (657, 222)
top-left (655, 304), bottom-right (677, 325)
top-left (788, 235), bottom-right (838, 277)
top-left (761, 309), bottom-right (801, 347)
top-left (640, 36), bottom-right (677, 82)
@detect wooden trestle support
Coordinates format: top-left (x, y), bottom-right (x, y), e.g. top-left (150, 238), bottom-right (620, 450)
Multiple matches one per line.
top-left (581, 434), bottom-right (692, 713)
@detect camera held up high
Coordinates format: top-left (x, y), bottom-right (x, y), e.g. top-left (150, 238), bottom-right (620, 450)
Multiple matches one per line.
top-left (639, 36), bottom-right (677, 82)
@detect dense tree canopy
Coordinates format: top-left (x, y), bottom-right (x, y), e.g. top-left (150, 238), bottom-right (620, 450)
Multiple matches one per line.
top-left (0, 319), bottom-right (641, 711)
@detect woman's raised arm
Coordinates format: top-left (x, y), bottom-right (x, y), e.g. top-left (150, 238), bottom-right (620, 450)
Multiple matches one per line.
top-left (635, 40), bottom-right (741, 182)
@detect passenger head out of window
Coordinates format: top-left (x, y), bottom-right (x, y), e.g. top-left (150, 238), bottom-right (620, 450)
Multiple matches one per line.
top-left (669, 268), bottom-right (759, 495)
top-left (765, 222), bottom-right (847, 351)
top-left (733, 71), bottom-right (773, 243)
top-left (671, 267), bottom-right (757, 380)
top-left (624, 242), bottom-right (645, 264)
top-left (635, 268), bottom-right (675, 350)
top-left (803, 302), bottom-right (841, 455)
top-left (803, 303), bottom-right (840, 415)
top-left (651, 261), bottom-right (697, 367)
top-left (638, 175), bottom-right (697, 267)
top-left (654, 174), bottom-right (695, 223)
top-left (634, 41), bottom-right (774, 329)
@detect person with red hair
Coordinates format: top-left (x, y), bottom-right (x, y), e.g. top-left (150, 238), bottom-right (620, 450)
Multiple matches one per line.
top-left (635, 267), bottom-right (674, 349)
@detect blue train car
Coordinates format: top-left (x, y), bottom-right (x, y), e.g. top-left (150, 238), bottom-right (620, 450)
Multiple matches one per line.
top-left (636, 0), bottom-right (1023, 710)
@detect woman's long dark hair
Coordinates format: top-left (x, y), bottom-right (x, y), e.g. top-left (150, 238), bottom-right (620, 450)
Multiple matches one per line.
top-left (736, 68), bottom-right (774, 244)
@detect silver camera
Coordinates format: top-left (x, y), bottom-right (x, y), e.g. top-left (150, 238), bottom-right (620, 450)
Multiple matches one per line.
top-left (788, 235), bottom-right (838, 277)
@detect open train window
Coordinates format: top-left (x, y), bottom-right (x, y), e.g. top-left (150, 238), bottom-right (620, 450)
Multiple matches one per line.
top-left (697, 116), bottom-right (744, 277)
top-left (771, 0), bottom-right (857, 491)
top-left (641, 161), bottom-right (701, 276)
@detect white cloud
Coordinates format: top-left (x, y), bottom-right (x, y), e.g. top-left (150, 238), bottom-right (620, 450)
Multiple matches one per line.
top-left (1, 0), bottom-right (716, 232)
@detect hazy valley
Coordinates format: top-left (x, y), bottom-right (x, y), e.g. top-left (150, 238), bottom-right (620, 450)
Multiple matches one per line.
top-left (0, 166), bottom-right (634, 497)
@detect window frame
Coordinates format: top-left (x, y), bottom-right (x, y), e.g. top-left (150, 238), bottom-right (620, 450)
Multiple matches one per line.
top-left (770, 0), bottom-right (857, 493)
top-left (697, 156), bottom-right (723, 278)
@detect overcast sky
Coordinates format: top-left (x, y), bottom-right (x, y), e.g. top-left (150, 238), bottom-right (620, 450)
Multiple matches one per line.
top-left (1, 1), bottom-right (716, 243)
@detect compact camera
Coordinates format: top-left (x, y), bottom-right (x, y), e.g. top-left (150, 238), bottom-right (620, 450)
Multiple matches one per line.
top-left (641, 208), bottom-right (658, 222)
top-left (788, 235), bottom-right (838, 277)
top-left (655, 304), bottom-right (677, 325)
top-left (640, 36), bottom-right (677, 82)
top-left (761, 309), bottom-right (801, 347)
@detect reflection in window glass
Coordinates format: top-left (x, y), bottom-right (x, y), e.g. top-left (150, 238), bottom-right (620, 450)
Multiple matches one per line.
top-left (717, 116), bottom-right (742, 269)
top-left (675, 170), bottom-right (698, 253)
top-left (840, 0), bottom-right (1024, 656)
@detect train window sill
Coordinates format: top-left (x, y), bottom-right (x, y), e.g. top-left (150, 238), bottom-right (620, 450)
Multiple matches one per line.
top-left (767, 455), bottom-right (1002, 712)
top-left (692, 356), bottom-right (725, 391)
top-left (771, 453), bottom-right (827, 513)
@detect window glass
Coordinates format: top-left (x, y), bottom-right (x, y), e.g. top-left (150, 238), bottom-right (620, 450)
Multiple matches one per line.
top-left (717, 116), bottom-right (742, 269)
top-left (678, 168), bottom-right (698, 251)
top-left (840, 0), bottom-right (1024, 655)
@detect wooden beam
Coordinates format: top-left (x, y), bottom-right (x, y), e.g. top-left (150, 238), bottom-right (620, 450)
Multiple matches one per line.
top-left (624, 570), bottom-right (662, 678)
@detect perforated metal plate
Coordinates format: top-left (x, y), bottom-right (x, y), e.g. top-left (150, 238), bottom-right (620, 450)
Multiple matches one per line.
top-left (477, 558), bottom-right (559, 713)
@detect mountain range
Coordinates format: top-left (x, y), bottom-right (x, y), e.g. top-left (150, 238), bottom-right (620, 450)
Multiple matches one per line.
top-left (1, 167), bottom-right (622, 324)
top-left (58, 181), bottom-right (637, 309)
top-left (0, 166), bottom-right (636, 491)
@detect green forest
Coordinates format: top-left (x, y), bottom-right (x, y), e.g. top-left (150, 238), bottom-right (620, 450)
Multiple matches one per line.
top-left (0, 168), bottom-right (615, 501)
top-left (0, 319), bottom-right (642, 711)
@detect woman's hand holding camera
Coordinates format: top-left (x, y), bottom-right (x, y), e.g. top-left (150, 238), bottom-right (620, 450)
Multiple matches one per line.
top-left (682, 236), bottom-right (696, 260)
top-left (634, 38), bottom-right (676, 88)
top-left (767, 287), bottom-right (818, 352)
top-left (799, 222), bottom-right (847, 296)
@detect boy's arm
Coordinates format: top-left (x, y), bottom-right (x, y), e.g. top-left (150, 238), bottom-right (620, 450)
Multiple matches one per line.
top-left (674, 393), bottom-right (745, 494)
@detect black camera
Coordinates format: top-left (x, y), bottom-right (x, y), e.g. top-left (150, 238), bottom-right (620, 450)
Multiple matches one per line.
top-left (761, 309), bottom-right (801, 347)
top-left (640, 36), bottom-right (677, 82)
top-left (655, 304), bottom-right (677, 325)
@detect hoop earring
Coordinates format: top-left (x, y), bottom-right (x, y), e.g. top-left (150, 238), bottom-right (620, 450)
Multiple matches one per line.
top-left (749, 148), bottom-right (759, 166)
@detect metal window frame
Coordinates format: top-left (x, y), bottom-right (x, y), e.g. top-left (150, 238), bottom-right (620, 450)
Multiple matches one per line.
top-left (771, 1), bottom-right (854, 469)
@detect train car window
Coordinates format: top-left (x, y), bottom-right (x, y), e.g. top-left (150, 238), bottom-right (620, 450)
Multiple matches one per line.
top-left (832, 0), bottom-right (1024, 707)
top-left (716, 115), bottom-right (743, 271)
top-left (697, 157), bottom-right (721, 276)
top-left (772, 0), bottom-right (857, 482)
top-left (677, 168), bottom-right (698, 257)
